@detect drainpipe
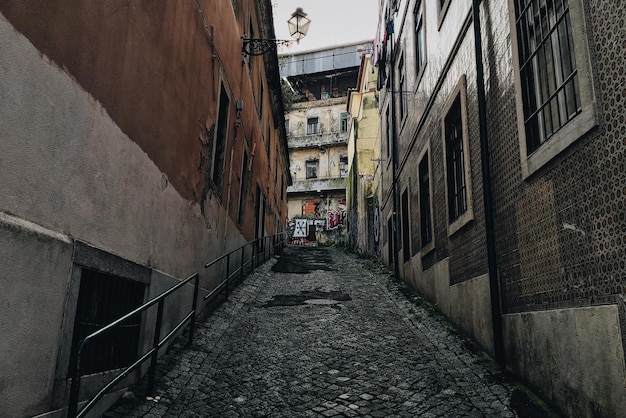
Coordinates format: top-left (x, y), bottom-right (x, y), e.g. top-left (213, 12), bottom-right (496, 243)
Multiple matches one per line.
top-left (472, 0), bottom-right (505, 366)
top-left (389, 29), bottom-right (400, 279)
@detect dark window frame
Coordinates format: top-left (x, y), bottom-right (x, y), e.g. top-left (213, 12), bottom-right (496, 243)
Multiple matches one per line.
top-left (414, 1), bottom-right (426, 79)
top-left (397, 54), bottom-right (407, 124)
top-left (307, 117), bottom-right (319, 135)
top-left (212, 84), bottom-right (230, 191)
top-left (418, 150), bottom-right (433, 249)
top-left (442, 76), bottom-right (473, 236)
top-left (445, 96), bottom-right (467, 223)
top-left (306, 159), bottom-right (318, 179)
top-left (401, 188), bottom-right (411, 263)
top-left (514, 0), bottom-right (580, 155)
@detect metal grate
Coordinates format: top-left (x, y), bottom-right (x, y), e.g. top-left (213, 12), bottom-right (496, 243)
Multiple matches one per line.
top-left (69, 269), bottom-right (145, 376)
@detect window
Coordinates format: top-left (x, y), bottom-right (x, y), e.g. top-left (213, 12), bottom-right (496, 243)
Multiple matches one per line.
top-left (511, 0), bottom-right (597, 177)
top-left (285, 118), bottom-right (290, 134)
top-left (397, 54), bottom-right (407, 123)
top-left (439, 0), bottom-right (452, 26)
top-left (442, 76), bottom-right (473, 235)
top-left (387, 217), bottom-right (395, 267)
top-left (414, 1), bottom-right (425, 77)
top-left (307, 117), bottom-right (319, 135)
top-left (68, 268), bottom-right (146, 376)
top-left (418, 151), bottom-right (433, 248)
top-left (213, 85), bottom-right (230, 190)
top-left (515, 0), bottom-right (579, 153)
top-left (259, 80), bottom-right (264, 120)
top-left (445, 97), bottom-right (467, 222)
top-left (306, 159), bottom-right (318, 179)
top-left (265, 122), bottom-right (270, 155)
top-left (340, 112), bottom-right (350, 132)
top-left (339, 156), bottom-right (348, 178)
top-left (247, 19), bottom-right (254, 71)
top-left (401, 189), bottom-right (411, 262)
top-left (238, 151), bottom-right (249, 225)
top-left (385, 105), bottom-right (391, 160)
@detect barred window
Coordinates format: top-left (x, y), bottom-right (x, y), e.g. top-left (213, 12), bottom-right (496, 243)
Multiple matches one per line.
top-left (213, 85), bottom-right (230, 191)
top-left (515, 0), bottom-right (580, 154)
top-left (414, 1), bottom-right (425, 76)
top-left (418, 152), bottom-right (432, 247)
top-left (445, 96), bottom-right (467, 222)
top-left (397, 54), bottom-right (407, 122)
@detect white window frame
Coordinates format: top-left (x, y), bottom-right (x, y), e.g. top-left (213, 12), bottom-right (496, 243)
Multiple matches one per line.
top-left (508, 0), bottom-right (597, 178)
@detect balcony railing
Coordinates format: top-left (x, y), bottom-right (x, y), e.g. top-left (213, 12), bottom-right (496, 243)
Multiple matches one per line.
top-left (287, 176), bottom-right (347, 193)
top-left (288, 131), bottom-right (349, 149)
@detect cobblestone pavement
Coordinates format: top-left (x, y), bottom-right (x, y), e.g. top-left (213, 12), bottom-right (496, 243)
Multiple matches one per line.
top-left (108, 246), bottom-right (520, 417)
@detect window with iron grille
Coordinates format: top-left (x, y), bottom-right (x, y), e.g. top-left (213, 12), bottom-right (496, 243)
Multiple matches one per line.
top-left (510, 0), bottom-right (596, 177)
top-left (385, 106), bottom-right (391, 161)
top-left (307, 117), bottom-right (319, 135)
top-left (445, 96), bottom-right (467, 223)
top-left (238, 151), bottom-right (249, 225)
top-left (306, 159), bottom-right (318, 179)
top-left (397, 54), bottom-right (407, 123)
top-left (259, 80), bottom-right (265, 120)
top-left (515, 0), bottom-right (580, 154)
top-left (69, 269), bottom-right (145, 375)
top-left (414, 1), bottom-right (425, 77)
top-left (213, 85), bottom-right (230, 190)
top-left (401, 189), bottom-right (411, 262)
top-left (419, 152), bottom-right (432, 247)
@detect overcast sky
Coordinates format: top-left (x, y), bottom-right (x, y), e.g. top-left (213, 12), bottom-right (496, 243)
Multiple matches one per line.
top-left (272, 0), bottom-right (379, 54)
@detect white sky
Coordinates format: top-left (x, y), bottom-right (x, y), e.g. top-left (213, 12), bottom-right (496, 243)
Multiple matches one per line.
top-left (272, 0), bottom-right (380, 54)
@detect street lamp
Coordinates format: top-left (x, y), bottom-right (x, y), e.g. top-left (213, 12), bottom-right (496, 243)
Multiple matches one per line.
top-left (242, 7), bottom-right (310, 56)
top-left (287, 8), bottom-right (310, 41)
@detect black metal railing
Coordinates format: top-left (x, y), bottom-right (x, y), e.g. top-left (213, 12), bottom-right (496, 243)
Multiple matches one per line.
top-left (67, 232), bottom-right (287, 418)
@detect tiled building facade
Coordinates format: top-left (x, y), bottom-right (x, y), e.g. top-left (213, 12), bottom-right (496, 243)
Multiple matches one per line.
top-left (0, 0), bottom-right (289, 415)
top-left (376, 0), bottom-right (626, 416)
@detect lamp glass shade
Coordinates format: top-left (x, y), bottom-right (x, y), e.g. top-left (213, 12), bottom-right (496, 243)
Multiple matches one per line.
top-left (287, 8), bottom-right (310, 41)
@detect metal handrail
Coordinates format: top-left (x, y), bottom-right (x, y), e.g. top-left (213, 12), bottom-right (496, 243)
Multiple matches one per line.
top-left (67, 232), bottom-right (287, 418)
top-left (203, 233), bottom-right (286, 303)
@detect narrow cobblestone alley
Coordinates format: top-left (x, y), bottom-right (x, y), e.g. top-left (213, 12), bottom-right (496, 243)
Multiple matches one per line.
top-left (107, 246), bottom-right (529, 417)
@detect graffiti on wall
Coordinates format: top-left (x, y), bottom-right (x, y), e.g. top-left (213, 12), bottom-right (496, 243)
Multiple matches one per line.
top-left (289, 199), bottom-right (346, 242)
top-left (293, 218), bottom-right (308, 238)
top-left (327, 210), bottom-right (346, 229)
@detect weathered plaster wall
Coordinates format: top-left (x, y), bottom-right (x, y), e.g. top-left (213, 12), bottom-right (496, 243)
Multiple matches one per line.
top-left (0, 0), bottom-right (218, 203)
top-left (409, 258), bottom-right (494, 357)
top-left (504, 306), bottom-right (626, 418)
top-left (0, 214), bottom-right (73, 416)
top-left (0, 13), bottom-right (234, 415)
top-left (0, 15), bottom-right (221, 279)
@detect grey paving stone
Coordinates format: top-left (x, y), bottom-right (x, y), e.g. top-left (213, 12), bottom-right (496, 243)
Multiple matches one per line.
top-left (109, 247), bottom-right (520, 417)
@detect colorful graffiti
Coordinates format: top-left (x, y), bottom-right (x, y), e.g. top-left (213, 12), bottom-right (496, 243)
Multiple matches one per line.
top-left (327, 210), bottom-right (346, 229)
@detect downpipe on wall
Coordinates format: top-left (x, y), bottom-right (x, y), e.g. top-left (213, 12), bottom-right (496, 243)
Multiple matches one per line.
top-left (472, 0), bottom-right (505, 366)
